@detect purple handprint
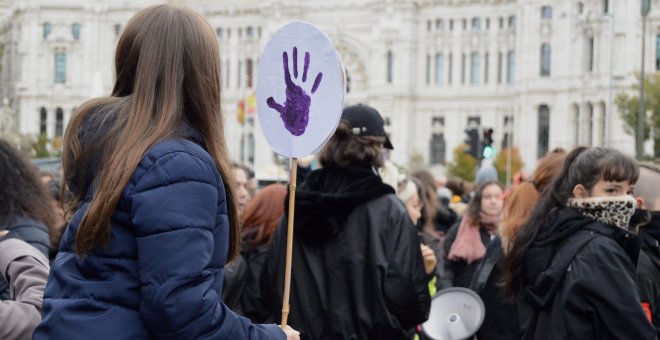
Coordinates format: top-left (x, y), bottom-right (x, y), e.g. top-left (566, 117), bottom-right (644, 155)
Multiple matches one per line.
top-left (267, 47), bottom-right (323, 136)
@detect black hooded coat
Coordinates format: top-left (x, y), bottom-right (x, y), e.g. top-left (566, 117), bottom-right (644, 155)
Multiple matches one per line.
top-left (518, 208), bottom-right (656, 340)
top-left (634, 209), bottom-right (660, 338)
top-left (260, 166), bottom-right (431, 340)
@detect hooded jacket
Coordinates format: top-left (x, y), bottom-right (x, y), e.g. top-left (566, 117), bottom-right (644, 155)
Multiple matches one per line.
top-left (261, 166), bottom-right (431, 340)
top-left (34, 109), bottom-right (284, 340)
top-left (519, 208), bottom-right (656, 340)
top-left (634, 209), bottom-right (660, 337)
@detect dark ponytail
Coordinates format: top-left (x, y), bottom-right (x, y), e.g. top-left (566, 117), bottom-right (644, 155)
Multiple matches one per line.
top-left (500, 146), bottom-right (639, 295)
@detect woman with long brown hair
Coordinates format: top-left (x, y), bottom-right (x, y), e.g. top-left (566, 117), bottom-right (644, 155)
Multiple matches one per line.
top-left (468, 149), bottom-right (566, 340)
top-left (440, 180), bottom-right (504, 289)
top-left (34, 5), bottom-right (297, 339)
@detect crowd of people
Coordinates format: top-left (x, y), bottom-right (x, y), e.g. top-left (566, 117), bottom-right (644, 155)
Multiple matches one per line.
top-left (0, 3), bottom-right (659, 340)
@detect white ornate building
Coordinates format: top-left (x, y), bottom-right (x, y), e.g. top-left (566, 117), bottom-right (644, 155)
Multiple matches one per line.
top-left (0, 0), bottom-right (656, 177)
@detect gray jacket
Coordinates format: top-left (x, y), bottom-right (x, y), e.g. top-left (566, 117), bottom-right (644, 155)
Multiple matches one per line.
top-left (0, 238), bottom-right (50, 340)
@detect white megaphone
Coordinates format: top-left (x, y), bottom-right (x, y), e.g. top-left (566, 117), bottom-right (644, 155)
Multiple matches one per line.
top-left (421, 287), bottom-right (485, 340)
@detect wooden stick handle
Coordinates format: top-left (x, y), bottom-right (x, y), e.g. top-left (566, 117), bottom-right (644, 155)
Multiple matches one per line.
top-left (281, 158), bottom-right (298, 327)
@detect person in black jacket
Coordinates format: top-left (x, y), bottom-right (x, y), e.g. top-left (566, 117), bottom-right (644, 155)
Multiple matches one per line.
top-left (469, 149), bottom-right (566, 340)
top-left (261, 104), bottom-right (431, 340)
top-left (501, 147), bottom-right (656, 340)
top-left (440, 180), bottom-right (504, 290)
top-left (0, 139), bottom-right (55, 299)
top-left (633, 163), bottom-right (660, 337)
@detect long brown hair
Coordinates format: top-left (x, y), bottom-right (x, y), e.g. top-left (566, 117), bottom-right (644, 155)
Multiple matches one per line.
top-left (63, 5), bottom-right (239, 259)
top-left (500, 148), bottom-right (566, 251)
top-left (241, 184), bottom-right (287, 253)
top-left (410, 170), bottom-right (440, 233)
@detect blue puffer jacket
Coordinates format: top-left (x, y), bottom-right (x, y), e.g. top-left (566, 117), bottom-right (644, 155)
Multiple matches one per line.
top-left (34, 137), bottom-right (284, 339)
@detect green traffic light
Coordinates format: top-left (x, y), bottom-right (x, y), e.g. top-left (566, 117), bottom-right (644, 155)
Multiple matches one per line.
top-left (482, 145), bottom-right (495, 159)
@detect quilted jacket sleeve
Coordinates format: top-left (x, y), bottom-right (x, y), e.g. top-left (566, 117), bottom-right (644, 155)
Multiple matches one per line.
top-left (0, 238), bottom-right (49, 340)
top-left (382, 199), bottom-right (431, 329)
top-left (130, 149), bottom-right (284, 340)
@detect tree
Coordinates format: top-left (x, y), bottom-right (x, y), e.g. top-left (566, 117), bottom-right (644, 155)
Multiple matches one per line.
top-left (409, 151), bottom-right (425, 171)
top-left (615, 73), bottom-right (660, 158)
top-left (33, 134), bottom-right (51, 158)
top-left (448, 144), bottom-right (478, 182)
top-left (493, 147), bottom-right (525, 185)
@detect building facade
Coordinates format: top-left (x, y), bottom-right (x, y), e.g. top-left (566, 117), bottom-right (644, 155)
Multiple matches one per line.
top-left (0, 0), bottom-right (656, 177)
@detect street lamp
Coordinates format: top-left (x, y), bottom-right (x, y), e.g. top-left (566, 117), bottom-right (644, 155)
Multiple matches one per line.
top-left (605, 12), bottom-right (614, 147)
top-left (638, 0), bottom-right (651, 159)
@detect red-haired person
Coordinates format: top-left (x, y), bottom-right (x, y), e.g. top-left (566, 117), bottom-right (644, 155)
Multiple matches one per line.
top-left (240, 184), bottom-right (288, 322)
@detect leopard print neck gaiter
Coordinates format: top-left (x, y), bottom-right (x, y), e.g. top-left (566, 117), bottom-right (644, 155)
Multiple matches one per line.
top-left (567, 195), bottom-right (637, 231)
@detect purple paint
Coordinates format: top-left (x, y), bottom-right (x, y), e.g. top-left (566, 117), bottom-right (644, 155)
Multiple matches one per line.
top-left (267, 46), bottom-right (324, 136)
top-left (311, 73), bottom-right (322, 94)
top-left (302, 52), bottom-right (310, 82)
top-left (293, 47), bottom-right (298, 79)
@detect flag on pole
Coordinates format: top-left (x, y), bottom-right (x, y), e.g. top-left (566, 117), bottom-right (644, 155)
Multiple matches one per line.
top-left (237, 99), bottom-right (245, 125)
top-left (247, 91), bottom-right (257, 115)
top-left (237, 91), bottom-right (256, 125)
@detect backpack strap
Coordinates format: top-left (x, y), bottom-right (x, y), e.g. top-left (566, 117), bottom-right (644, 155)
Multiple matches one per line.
top-left (523, 230), bottom-right (600, 309)
top-left (469, 238), bottom-right (502, 294)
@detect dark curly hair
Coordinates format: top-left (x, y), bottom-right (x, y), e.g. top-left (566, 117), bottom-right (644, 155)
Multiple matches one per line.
top-left (0, 139), bottom-right (58, 234)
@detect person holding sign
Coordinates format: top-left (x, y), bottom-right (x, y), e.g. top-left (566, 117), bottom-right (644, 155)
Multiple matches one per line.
top-left (34, 5), bottom-right (298, 340)
top-left (260, 104), bottom-right (431, 340)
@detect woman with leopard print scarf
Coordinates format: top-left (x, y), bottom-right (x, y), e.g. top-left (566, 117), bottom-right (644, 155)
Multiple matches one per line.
top-left (500, 147), bottom-right (656, 340)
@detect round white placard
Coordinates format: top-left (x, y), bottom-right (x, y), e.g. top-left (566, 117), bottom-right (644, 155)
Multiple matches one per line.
top-left (256, 21), bottom-right (345, 158)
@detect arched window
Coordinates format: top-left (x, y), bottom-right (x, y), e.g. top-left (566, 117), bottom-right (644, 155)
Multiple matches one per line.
top-left (55, 51), bottom-right (67, 84)
top-left (436, 19), bottom-right (445, 30)
top-left (507, 50), bottom-right (515, 83)
top-left (470, 52), bottom-right (480, 84)
top-left (39, 107), bottom-right (47, 134)
top-left (386, 50), bottom-right (393, 83)
top-left (587, 37), bottom-right (595, 72)
top-left (435, 53), bottom-right (444, 85)
top-left (508, 16), bottom-right (516, 29)
top-left (43, 22), bottom-right (52, 39)
top-left (72, 23), bottom-right (81, 40)
top-left (540, 43), bottom-right (551, 76)
top-left (430, 117), bottom-right (446, 164)
top-left (55, 107), bottom-right (64, 137)
top-left (471, 17), bottom-right (481, 30)
top-left (426, 54), bottom-right (431, 85)
top-left (484, 52), bottom-right (489, 83)
top-left (247, 132), bottom-right (255, 164)
top-left (541, 6), bottom-right (553, 19)
top-left (538, 105), bottom-right (550, 158)
top-left (246, 58), bottom-right (253, 88)
top-left (603, 0), bottom-right (609, 14)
